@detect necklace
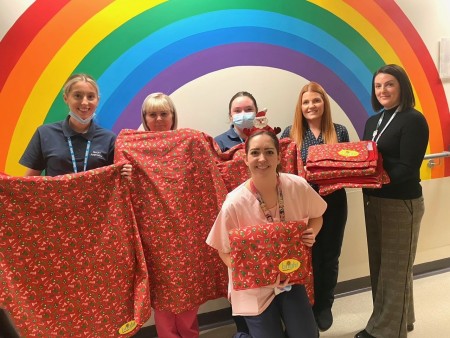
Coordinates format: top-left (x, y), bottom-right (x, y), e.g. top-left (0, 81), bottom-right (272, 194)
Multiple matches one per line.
top-left (268, 203), bottom-right (279, 220)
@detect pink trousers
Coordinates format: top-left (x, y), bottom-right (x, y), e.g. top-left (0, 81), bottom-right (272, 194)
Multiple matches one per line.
top-left (154, 307), bottom-right (199, 338)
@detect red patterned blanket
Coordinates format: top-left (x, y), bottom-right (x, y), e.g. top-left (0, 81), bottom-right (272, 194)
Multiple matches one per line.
top-left (115, 129), bottom-right (229, 314)
top-left (0, 165), bottom-right (150, 337)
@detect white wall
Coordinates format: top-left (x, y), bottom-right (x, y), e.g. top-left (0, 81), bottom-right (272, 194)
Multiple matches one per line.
top-left (0, 0), bottom-right (34, 40)
top-left (172, 67), bottom-right (359, 143)
top-left (397, 0), bottom-right (450, 105)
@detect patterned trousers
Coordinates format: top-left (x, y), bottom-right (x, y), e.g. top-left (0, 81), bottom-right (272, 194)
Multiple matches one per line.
top-left (363, 195), bottom-right (424, 338)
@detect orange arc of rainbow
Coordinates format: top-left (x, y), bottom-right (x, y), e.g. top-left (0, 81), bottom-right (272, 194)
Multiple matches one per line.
top-left (345, 0), bottom-right (445, 178)
top-left (0, 0), bottom-right (115, 171)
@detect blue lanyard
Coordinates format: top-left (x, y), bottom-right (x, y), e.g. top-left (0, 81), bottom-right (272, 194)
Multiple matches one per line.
top-left (67, 137), bottom-right (91, 173)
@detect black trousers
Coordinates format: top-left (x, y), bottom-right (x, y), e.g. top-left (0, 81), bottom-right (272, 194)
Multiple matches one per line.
top-left (233, 314), bottom-right (250, 334)
top-left (312, 188), bottom-right (348, 313)
top-left (0, 308), bottom-right (20, 338)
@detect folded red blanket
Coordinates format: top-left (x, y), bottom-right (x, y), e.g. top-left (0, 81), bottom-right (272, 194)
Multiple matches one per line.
top-left (318, 181), bottom-right (387, 196)
top-left (307, 166), bottom-right (377, 181)
top-left (229, 220), bottom-right (313, 303)
top-left (305, 141), bottom-right (390, 195)
top-left (306, 141), bottom-right (378, 170)
top-left (311, 156), bottom-right (387, 186)
top-left (0, 165), bottom-right (150, 337)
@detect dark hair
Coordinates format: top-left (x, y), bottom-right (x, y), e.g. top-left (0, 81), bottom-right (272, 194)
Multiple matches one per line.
top-left (371, 64), bottom-right (415, 112)
top-left (228, 91), bottom-right (258, 116)
top-left (245, 130), bottom-right (282, 173)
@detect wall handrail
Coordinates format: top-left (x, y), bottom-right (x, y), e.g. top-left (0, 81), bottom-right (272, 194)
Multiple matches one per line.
top-left (424, 151), bottom-right (450, 168)
top-left (424, 151), bottom-right (450, 160)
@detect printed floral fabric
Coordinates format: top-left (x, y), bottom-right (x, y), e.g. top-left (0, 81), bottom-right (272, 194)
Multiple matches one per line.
top-left (229, 220), bottom-right (312, 290)
top-left (115, 129), bottom-right (229, 314)
top-left (0, 164), bottom-right (150, 337)
top-left (305, 141), bottom-right (390, 195)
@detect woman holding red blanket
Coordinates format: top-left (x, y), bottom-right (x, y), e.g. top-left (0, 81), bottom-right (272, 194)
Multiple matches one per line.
top-left (214, 91), bottom-right (259, 152)
top-left (207, 129), bottom-right (326, 338)
top-left (20, 73), bottom-right (132, 177)
top-left (214, 91), bottom-right (260, 337)
top-left (281, 82), bottom-right (349, 332)
top-left (140, 92), bottom-right (202, 338)
top-left (355, 65), bottom-right (429, 338)
top-left (141, 92), bottom-right (178, 132)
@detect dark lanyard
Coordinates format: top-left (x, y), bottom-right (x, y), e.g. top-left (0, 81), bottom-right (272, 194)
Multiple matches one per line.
top-left (249, 178), bottom-right (285, 222)
top-left (372, 108), bottom-right (398, 144)
top-left (67, 137), bottom-right (91, 173)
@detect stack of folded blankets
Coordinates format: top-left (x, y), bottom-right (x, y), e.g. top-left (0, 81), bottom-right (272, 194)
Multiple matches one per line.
top-left (305, 140), bottom-right (390, 196)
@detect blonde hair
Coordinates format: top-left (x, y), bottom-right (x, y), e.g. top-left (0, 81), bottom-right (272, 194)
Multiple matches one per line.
top-left (141, 92), bottom-right (178, 131)
top-left (290, 82), bottom-right (337, 148)
top-left (63, 73), bottom-right (100, 97)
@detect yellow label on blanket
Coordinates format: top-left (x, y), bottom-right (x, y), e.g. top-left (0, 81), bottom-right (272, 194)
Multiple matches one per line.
top-left (119, 320), bottom-right (137, 335)
top-left (279, 259), bottom-right (301, 273)
top-left (338, 149), bottom-right (359, 157)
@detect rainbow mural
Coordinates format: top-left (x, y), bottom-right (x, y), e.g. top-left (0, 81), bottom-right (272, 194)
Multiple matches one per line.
top-left (1, 0), bottom-right (449, 177)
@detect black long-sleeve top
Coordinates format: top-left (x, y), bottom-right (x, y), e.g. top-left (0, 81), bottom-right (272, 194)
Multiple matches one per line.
top-left (362, 106), bottom-right (429, 199)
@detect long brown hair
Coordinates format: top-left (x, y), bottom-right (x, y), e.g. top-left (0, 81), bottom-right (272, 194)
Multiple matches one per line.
top-left (289, 82), bottom-right (337, 149)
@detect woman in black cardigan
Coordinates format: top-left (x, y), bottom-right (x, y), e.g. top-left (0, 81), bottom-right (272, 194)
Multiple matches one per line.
top-left (356, 64), bottom-right (429, 338)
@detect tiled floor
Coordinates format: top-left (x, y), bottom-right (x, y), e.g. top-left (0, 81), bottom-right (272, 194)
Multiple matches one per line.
top-left (200, 270), bottom-right (450, 337)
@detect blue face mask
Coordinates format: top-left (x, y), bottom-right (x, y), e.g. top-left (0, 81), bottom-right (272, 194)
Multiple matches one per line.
top-left (69, 111), bottom-right (96, 125)
top-left (232, 112), bottom-right (255, 129)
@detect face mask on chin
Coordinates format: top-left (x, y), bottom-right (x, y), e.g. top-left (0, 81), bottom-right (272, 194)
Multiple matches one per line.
top-left (68, 111), bottom-right (96, 125)
top-left (232, 112), bottom-right (255, 129)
